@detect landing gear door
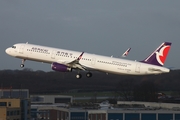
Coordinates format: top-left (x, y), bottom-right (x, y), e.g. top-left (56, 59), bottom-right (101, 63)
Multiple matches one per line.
top-left (19, 45), bottom-right (25, 54)
top-left (135, 64), bottom-right (141, 73)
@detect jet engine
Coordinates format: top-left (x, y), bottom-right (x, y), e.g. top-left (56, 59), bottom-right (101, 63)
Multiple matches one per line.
top-left (51, 62), bottom-right (72, 72)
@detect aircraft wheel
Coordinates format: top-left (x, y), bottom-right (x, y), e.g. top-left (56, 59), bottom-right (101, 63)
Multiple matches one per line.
top-left (86, 72), bottom-right (92, 78)
top-left (20, 64), bottom-right (24, 68)
top-left (20, 59), bottom-right (26, 68)
top-left (76, 74), bottom-right (82, 79)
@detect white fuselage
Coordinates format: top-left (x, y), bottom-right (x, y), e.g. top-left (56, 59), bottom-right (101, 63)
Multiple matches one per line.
top-left (5, 43), bottom-right (170, 75)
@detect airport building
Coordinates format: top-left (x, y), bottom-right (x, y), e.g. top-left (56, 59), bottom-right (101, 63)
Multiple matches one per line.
top-left (30, 95), bottom-right (73, 104)
top-left (0, 98), bottom-right (31, 120)
top-left (30, 95), bottom-right (73, 119)
top-left (1, 89), bottom-right (180, 120)
top-left (0, 89), bottom-right (31, 120)
top-left (0, 89), bottom-right (29, 99)
top-left (31, 101), bottom-right (180, 120)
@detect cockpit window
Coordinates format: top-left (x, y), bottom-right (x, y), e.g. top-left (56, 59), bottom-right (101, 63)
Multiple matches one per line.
top-left (12, 46), bottom-right (16, 49)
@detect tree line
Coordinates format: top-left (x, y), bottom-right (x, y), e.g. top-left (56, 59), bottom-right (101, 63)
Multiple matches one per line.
top-left (0, 69), bottom-right (180, 102)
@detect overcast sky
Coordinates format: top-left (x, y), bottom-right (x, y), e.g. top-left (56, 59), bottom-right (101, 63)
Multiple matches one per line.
top-left (1, 1), bottom-right (180, 71)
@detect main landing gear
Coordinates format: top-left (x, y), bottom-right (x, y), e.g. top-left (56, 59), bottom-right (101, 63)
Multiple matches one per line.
top-left (20, 59), bottom-right (26, 68)
top-left (76, 72), bottom-right (92, 79)
top-left (76, 74), bottom-right (82, 79)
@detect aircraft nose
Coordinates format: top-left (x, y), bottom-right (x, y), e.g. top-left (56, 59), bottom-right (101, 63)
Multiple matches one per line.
top-left (5, 48), bottom-right (10, 54)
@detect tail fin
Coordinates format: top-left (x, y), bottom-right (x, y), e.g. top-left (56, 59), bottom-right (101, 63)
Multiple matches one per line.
top-left (141, 42), bottom-right (172, 66)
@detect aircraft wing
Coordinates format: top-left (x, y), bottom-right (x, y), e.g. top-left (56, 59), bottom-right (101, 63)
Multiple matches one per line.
top-left (56, 52), bottom-right (87, 71)
top-left (68, 52), bottom-right (84, 64)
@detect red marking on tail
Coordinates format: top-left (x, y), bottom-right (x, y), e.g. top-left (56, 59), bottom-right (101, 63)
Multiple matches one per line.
top-left (156, 46), bottom-right (171, 65)
top-left (159, 46), bottom-right (170, 64)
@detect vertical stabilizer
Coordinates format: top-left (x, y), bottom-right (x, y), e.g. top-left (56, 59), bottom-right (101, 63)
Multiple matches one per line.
top-left (141, 42), bottom-right (172, 66)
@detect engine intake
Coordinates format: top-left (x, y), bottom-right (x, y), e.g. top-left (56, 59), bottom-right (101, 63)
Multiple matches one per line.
top-left (51, 62), bottom-right (72, 72)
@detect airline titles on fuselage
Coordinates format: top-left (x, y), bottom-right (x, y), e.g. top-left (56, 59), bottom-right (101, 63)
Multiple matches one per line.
top-left (31, 47), bottom-right (49, 53)
top-left (97, 60), bottom-right (131, 69)
top-left (56, 51), bottom-right (73, 57)
top-left (111, 61), bottom-right (132, 71)
top-left (30, 47), bottom-right (74, 57)
top-left (112, 61), bottom-right (131, 67)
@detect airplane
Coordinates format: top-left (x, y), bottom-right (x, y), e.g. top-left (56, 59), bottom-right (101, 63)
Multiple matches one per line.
top-left (5, 42), bottom-right (171, 79)
top-left (122, 48), bottom-right (131, 57)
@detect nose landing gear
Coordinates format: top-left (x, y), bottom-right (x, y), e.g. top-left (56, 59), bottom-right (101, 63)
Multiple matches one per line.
top-left (20, 59), bottom-right (26, 68)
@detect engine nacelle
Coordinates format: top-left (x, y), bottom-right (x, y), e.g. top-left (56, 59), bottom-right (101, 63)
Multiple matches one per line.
top-left (51, 62), bottom-right (72, 72)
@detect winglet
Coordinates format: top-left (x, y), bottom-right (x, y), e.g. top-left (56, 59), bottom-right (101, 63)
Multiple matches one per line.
top-left (141, 42), bottom-right (172, 66)
top-left (122, 48), bottom-right (131, 57)
top-left (77, 52), bottom-right (84, 61)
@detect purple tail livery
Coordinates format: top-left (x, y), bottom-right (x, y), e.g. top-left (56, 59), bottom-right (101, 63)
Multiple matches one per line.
top-left (141, 42), bottom-right (172, 66)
